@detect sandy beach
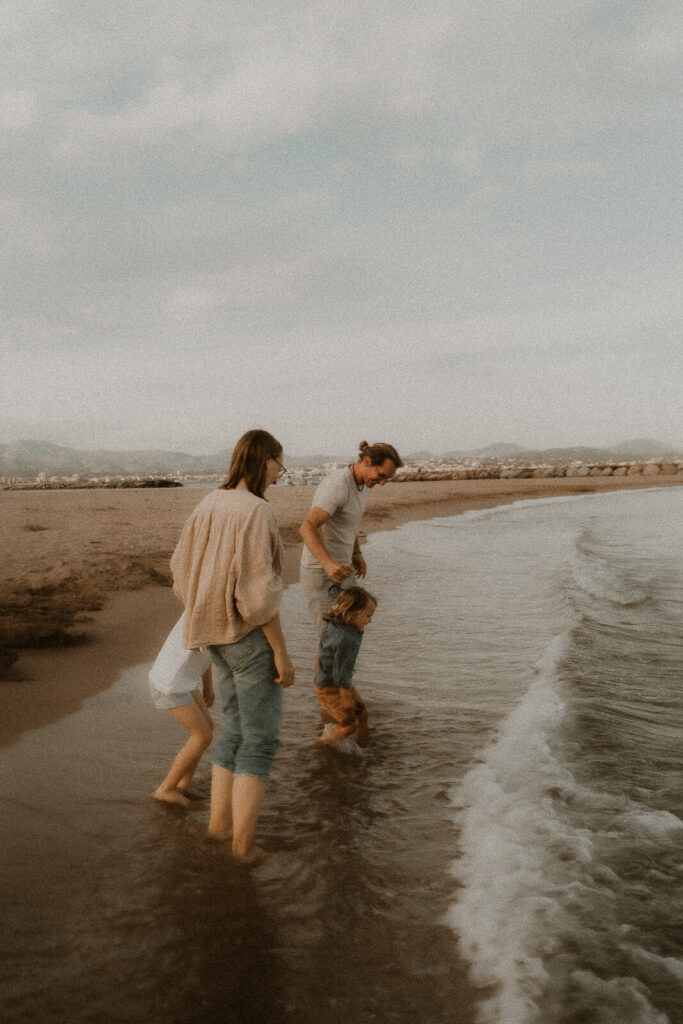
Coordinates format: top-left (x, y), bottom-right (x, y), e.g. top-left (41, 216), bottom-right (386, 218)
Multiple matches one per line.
top-left (1, 472), bottom-right (682, 746)
top-left (1, 473), bottom-right (682, 1024)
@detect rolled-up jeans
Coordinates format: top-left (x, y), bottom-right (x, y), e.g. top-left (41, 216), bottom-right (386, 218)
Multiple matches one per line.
top-left (315, 684), bottom-right (368, 741)
top-left (208, 629), bottom-right (282, 782)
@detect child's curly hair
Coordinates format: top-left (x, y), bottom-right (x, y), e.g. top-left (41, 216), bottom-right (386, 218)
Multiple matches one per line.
top-left (323, 586), bottom-right (377, 627)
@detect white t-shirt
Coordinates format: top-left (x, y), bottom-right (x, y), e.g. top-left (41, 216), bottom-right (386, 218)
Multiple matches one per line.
top-left (300, 467), bottom-right (368, 568)
top-left (148, 613), bottom-right (211, 694)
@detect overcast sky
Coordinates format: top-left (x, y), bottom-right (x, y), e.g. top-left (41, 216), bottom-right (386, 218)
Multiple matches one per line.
top-left (1, 1), bottom-right (681, 456)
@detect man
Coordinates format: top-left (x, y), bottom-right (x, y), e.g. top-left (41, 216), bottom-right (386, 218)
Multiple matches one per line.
top-left (299, 440), bottom-right (403, 635)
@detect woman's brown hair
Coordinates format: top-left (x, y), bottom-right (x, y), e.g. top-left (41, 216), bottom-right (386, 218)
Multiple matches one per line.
top-left (357, 440), bottom-right (403, 468)
top-left (323, 586), bottom-right (377, 627)
top-left (220, 429), bottom-right (282, 498)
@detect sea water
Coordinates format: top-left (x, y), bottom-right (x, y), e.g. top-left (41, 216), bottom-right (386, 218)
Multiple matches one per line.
top-left (1, 486), bottom-right (681, 1024)
top-left (361, 485), bottom-right (683, 1024)
top-left (433, 487), bottom-right (683, 1024)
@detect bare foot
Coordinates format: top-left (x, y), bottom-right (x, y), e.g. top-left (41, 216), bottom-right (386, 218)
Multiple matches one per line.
top-left (232, 846), bottom-right (268, 865)
top-left (177, 787), bottom-right (202, 801)
top-left (316, 723), bottom-right (348, 744)
top-left (153, 787), bottom-right (191, 808)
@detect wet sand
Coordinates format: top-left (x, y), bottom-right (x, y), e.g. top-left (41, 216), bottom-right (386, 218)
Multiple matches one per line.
top-left (1, 474), bottom-right (681, 1024)
top-left (1, 473), bottom-right (682, 745)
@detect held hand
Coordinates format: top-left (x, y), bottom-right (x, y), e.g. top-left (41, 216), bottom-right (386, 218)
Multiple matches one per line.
top-left (273, 650), bottom-right (295, 688)
top-left (351, 551), bottom-right (367, 578)
top-left (201, 666), bottom-right (215, 707)
top-left (325, 560), bottom-right (352, 584)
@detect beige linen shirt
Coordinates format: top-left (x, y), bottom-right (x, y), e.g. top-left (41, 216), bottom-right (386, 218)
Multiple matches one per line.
top-left (170, 488), bottom-right (284, 649)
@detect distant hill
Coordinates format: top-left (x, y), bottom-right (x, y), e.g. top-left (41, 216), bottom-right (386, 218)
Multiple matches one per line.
top-left (609, 438), bottom-right (678, 459)
top-left (483, 439), bottom-right (682, 464)
top-left (0, 440), bottom-right (226, 478)
top-left (0, 437), bottom-right (680, 478)
top-left (0, 440), bottom-right (360, 478)
top-left (427, 439), bottom-right (681, 464)
top-left (471, 442), bottom-right (527, 458)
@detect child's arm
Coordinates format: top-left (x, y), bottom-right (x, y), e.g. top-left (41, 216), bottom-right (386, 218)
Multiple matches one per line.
top-left (201, 665), bottom-right (215, 708)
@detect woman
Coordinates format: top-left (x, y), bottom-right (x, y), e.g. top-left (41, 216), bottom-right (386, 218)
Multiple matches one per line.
top-left (170, 429), bottom-right (295, 863)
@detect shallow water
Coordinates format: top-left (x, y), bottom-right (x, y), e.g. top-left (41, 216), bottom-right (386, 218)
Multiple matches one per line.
top-left (1, 487), bottom-right (681, 1023)
top-left (1, 603), bottom-right (474, 1024)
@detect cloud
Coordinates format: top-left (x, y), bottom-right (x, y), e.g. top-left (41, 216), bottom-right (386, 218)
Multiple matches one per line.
top-left (0, 89), bottom-right (39, 129)
top-left (0, 1), bottom-right (681, 452)
top-left (53, 55), bottom-right (326, 166)
top-left (608, 6), bottom-right (683, 68)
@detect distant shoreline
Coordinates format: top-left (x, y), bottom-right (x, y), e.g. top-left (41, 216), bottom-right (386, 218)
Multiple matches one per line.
top-left (2, 472), bottom-right (682, 688)
top-left (2, 477), bottom-right (185, 491)
top-left (3, 454), bottom-right (681, 491)
top-left (2, 437), bottom-right (682, 484)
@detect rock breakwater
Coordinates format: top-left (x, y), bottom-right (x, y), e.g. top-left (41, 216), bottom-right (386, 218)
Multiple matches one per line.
top-left (393, 459), bottom-right (683, 482)
top-left (2, 476), bottom-right (183, 491)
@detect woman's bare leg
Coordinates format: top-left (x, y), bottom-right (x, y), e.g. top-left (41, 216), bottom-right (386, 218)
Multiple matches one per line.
top-left (207, 763), bottom-right (234, 839)
top-left (231, 774), bottom-right (267, 862)
top-left (153, 698), bottom-right (213, 807)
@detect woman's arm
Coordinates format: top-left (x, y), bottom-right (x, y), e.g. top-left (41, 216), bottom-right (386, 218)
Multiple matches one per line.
top-left (261, 614), bottom-right (295, 688)
top-left (235, 505), bottom-right (294, 687)
top-left (234, 504), bottom-right (285, 625)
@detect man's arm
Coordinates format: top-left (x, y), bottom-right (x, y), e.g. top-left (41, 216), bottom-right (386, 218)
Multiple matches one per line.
top-left (300, 506), bottom-right (352, 583)
top-left (351, 538), bottom-right (367, 579)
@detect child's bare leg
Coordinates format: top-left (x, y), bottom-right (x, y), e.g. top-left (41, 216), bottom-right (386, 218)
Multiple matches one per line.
top-left (177, 692), bottom-right (214, 792)
top-left (353, 690), bottom-right (369, 741)
top-left (315, 685), bottom-right (357, 743)
top-left (317, 718), bottom-right (358, 743)
top-left (207, 763), bottom-right (234, 839)
top-left (346, 685), bottom-right (368, 741)
top-left (154, 698), bottom-right (213, 807)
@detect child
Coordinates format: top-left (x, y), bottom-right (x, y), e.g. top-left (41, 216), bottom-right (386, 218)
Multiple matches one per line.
top-left (149, 612), bottom-right (215, 807)
top-left (314, 584), bottom-right (377, 744)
